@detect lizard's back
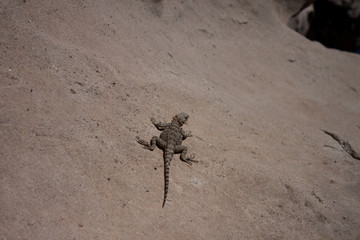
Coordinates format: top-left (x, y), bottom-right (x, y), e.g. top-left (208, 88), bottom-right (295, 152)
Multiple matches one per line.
top-left (160, 123), bottom-right (183, 146)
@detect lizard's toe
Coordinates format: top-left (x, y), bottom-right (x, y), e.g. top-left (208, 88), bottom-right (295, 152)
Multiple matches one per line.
top-left (137, 138), bottom-right (148, 145)
top-left (144, 146), bottom-right (154, 151)
top-left (184, 155), bottom-right (197, 165)
top-left (188, 155), bottom-right (198, 163)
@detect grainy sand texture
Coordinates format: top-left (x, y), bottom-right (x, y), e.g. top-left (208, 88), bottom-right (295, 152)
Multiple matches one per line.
top-left (1, 0), bottom-right (359, 239)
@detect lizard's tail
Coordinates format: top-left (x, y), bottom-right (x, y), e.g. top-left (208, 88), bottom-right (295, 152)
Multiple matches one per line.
top-left (162, 148), bottom-right (174, 208)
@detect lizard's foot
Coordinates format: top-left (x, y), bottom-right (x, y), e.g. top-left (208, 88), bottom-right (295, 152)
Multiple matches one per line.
top-left (135, 136), bottom-right (155, 151)
top-left (182, 154), bottom-right (198, 165)
top-left (185, 131), bottom-right (193, 138)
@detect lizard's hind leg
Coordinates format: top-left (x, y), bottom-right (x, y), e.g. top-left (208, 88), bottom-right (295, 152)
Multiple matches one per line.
top-left (136, 136), bottom-right (158, 151)
top-left (175, 145), bottom-right (198, 165)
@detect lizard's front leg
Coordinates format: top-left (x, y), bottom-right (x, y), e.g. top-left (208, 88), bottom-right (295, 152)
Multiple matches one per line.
top-left (151, 117), bottom-right (169, 130)
top-left (181, 129), bottom-right (193, 139)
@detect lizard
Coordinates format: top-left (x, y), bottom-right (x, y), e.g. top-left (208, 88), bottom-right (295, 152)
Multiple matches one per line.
top-left (136, 113), bottom-right (198, 207)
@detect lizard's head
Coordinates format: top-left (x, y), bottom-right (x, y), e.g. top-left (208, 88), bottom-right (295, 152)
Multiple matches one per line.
top-left (173, 113), bottom-right (189, 126)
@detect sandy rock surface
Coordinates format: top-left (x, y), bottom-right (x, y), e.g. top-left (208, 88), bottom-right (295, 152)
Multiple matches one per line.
top-left (1, 0), bottom-right (359, 239)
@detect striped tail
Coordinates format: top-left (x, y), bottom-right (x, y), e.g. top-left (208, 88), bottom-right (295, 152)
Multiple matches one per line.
top-left (162, 148), bottom-right (174, 207)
